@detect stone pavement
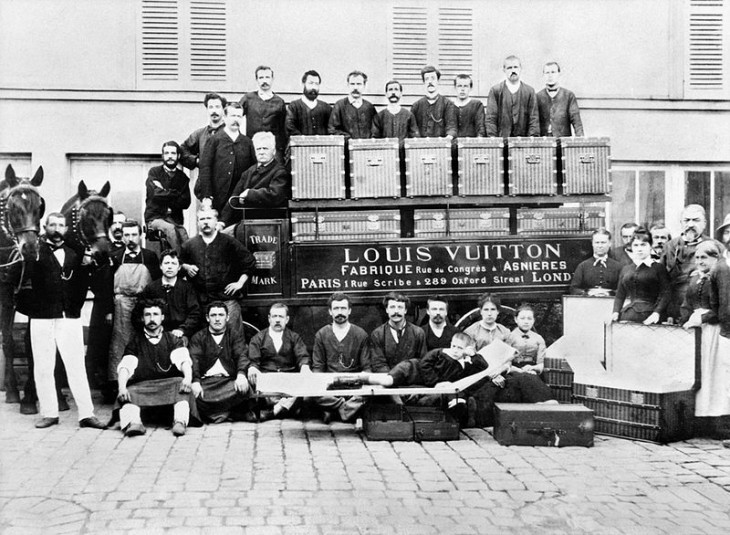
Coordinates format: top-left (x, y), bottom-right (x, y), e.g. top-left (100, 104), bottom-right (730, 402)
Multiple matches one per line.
top-left (1, 396), bottom-right (729, 535)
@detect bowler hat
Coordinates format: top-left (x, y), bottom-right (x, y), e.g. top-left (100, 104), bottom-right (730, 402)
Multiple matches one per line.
top-left (717, 213), bottom-right (730, 241)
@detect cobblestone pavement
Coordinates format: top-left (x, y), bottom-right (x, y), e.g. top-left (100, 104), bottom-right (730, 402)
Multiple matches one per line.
top-left (1, 395), bottom-right (729, 535)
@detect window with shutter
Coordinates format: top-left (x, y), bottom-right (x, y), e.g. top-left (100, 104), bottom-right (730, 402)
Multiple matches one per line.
top-left (138, 0), bottom-right (227, 86)
top-left (141, 0), bottom-right (179, 80)
top-left (685, 0), bottom-right (728, 98)
top-left (389, 3), bottom-right (474, 90)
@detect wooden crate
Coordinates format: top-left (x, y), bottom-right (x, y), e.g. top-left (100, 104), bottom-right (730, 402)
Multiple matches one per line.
top-left (349, 138), bottom-right (401, 199)
top-left (507, 137), bottom-right (557, 195)
top-left (290, 135), bottom-right (346, 200)
top-left (404, 138), bottom-right (453, 197)
top-left (560, 137), bottom-right (611, 195)
top-left (413, 208), bottom-right (510, 239)
top-left (457, 137), bottom-right (504, 196)
top-left (573, 384), bottom-right (695, 443)
top-left (290, 210), bottom-right (400, 242)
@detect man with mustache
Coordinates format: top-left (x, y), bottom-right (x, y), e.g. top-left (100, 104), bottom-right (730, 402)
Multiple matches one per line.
top-left (108, 221), bottom-right (161, 391)
top-left (649, 222), bottom-right (672, 261)
top-left (115, 299), bottom-right (196, 437)
top-left (372, 80), bottom-right (419, 140)
top-left (180, 208), bottom-right (256, 331)
top-left (421, 296), bottom-right (459, 350)
top-left (26, 213), bottom-right (104, 429)
top-left (410, 66), bottom-right (458, 138)
top-left (180, 93), bottom-right (226, 172)
top-left (536, 62), bottom-right (584, 137)
top-left (189, 302), bottom-right (251, 423)
top-left (453, 74), bottom-right (486, 138)
top-left (311, 292), bottom-right (370, 423)
top-left (664, 204), bottom-right (721, 320)
top-left (286, 70), bottom-right (332, 136)
top-left (197, 102), bottom-right (256, 213)
top-left (328, 70), bottom-right (376, 139)
top-left (144, 141), bottom-right (191, 252)
top-left (239, 66), bottom-right (288, 162)
top-left (369, 292), bottom-right (427, 373)
top-left (485, 55), bottom-right (540, 137)
top-left (246, 303), bottom-right (310, 420)
top-left (610, 222), bottom-right (639, 266)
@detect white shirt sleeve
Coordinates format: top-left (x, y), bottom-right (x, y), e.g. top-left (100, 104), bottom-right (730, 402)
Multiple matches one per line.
top-left (117, 355), bottom-right (139, 377)
top-left (171, 347), bottom-right (192, 371)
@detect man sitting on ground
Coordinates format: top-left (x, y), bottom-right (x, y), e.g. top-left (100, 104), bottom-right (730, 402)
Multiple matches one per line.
top-left (115, 299), bottom-right (196, 437)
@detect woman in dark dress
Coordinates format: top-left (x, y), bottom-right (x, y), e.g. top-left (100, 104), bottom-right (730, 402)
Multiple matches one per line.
top-left (612, 227), bottom-right (670, 325)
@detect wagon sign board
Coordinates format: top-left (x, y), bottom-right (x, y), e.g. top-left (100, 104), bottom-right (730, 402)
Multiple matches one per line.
top-left (293, 237), bottom-right (592, 297)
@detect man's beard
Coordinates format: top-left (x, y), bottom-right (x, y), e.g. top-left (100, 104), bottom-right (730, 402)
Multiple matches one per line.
top-left (304, 88), bottom-right (319, 100)
top-left (46, 231), bottom-right (64, 242)
top-left (333, 314), bottom-right (347, 324)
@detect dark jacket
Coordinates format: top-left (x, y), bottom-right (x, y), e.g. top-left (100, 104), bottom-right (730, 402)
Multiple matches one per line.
top-left (455, 99), bottom-right (487, 138)
top-left (144, 165), bottom-right (191, 225)
top-left (189, 326), bottom-right (249, 382)
top-left (197, 129), bottom-right (256, 212)
top-left (27, 242), bottom-right (89, 319)
top-left (570, 257), bottom-right (623, 295)
top-left (485, 81), bottom-right (540, 137)
top-left (140, 278), bottom-right (202, 337)
top-left (181, 123), bottom-right (224, 170)
top-left (410, 95), bottom-right (458, 138)
top-left (328, 98), bottom-right (376, 139)
top-left (536, 87), bottom-right (584, 137)
top-left (286, 98), bottom-right (332, 136)
top-left (239, 91), bottom-right (288, 152)
top-left (247, 328), bottom-right (310, 374)
top-left (220, 160), bottom-right (289, 226)
top-left (369, 322), bottom-right (427, 373)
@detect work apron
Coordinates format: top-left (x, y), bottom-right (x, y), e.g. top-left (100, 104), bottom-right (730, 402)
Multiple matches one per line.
top-left (107, 257), bottom-right (152, 381)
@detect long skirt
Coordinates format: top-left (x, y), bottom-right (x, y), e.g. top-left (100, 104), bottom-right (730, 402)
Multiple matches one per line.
top-left (695, 324), bottom-right (730, 417)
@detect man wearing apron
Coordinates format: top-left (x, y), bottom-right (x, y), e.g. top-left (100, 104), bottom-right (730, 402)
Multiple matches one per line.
top-left (107, 221), bottom-right (161, 387)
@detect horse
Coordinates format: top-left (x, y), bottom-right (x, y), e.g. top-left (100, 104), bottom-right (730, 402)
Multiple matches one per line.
top-left (60, 180), bottom-right (113, 265)
top-left (0, 164), bottom-right (45, 404)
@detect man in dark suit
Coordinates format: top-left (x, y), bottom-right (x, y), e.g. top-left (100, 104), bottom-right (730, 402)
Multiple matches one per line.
top-left (421, 296), bottom-right (458, 350)
top-left (220, 131), bottom-right (289, 227)
top-left (27, 213), bottom-right (105, 429)
top-left (369, 292), bottom-right (427, 373)
top-left (246, 303), bottom-right (310, 420)
top-left (485, 55), bottom-right (540, 138)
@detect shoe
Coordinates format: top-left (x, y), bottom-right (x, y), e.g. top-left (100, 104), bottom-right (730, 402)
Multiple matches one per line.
top-left (124, 423), bottom-right (146, 437)
top-left (58, 396), bottom-right (70, 412)
top-left (354, 418), bottom-right (364, 432)
top-left (79, 416), bottom-right (106, 429)
top-left (208, 413), bottom-right (229, 424)
top-left (20, 399), bottom-right (38, 415)
top-left (171, 421), bottom-right (186, 437)
top-left (35, 417), bottom-right (59, 429)
top-left (723, 440), bottom-right (730, 449)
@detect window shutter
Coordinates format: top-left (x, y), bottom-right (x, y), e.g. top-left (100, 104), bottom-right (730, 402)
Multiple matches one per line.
top-left (391, 6), bottom-right (429, 85)
top-left (141, 0), bottom-right (179, 80)
top-left (189, 0), bottom-right (227, 80)
top-left (437, 6), bottom-right (473, 83)
top-left (686, 0), bottom-right (728, 97)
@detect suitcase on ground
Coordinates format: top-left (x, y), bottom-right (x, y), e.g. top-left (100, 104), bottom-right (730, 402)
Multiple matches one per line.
top-left (404, 138), bottom-right (453, 197)
top-left (364, 403), bottom-right (460, 441)
top-left (516, 207), bottom-right (582, 235)
top-left (349, 138), bottom-right (401, 199)
top-left (572, 384), bottom-right (695, 443)
top-left (290, 135), bottom-right (346, 200)
top-left (413, 208), bottom-right (510, 238)
top-left (560, 137), bottom-right (611, 195)
top-left (457, 138), bottom-right (504, 196)
top-left (493, 403), bottom-right (594, 447)
top-left (291, 210), bottom-right (400, 241)
top-left (507, 137), bottom-right (557, 195)
top-left (543, 357), bottom-right (574, 404)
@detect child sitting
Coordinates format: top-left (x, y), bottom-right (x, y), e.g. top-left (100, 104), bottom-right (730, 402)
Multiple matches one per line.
top-left (506, 305), bottom-right (546, 377)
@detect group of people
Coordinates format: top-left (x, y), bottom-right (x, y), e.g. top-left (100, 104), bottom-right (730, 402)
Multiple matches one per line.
top-left (142, 56), bottom-right (583, 249)
top-left (570, 204), bottom-right (730, 429)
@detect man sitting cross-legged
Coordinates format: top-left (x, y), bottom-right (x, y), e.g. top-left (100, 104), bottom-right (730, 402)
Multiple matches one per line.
top-left (189, 302), bottom-right (252, 423)
top-left (115, 299), bottom-right (198, 437)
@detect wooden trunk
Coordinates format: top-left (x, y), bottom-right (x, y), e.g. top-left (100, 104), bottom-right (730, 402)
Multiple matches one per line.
top-left (404, 138), bottom-right (453, 197)
top-left (560, 137), bottom-right (611, 195)
top-left (413, 208), bottom-right (510, 238)
top-left (290, 135), bottom-right (346, 200)
top-left (348, 138), bottom-right (401, 199)
top-left (507, 137), bottom-right (557, 195)
top-left (364, 403), bottom-right (460, 442)
top-left (457, 137), bottom-right (505, 196)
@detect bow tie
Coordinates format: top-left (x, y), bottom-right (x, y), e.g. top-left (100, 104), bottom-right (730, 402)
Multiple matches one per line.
top-left (593, 256), bottom-right (607, 267)
top-left (162, 284), bottom-right (174, 291)
top-left (47, 242), bottom-right (64, 252)
top-left (522, 334), bottom-right (530, 339)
